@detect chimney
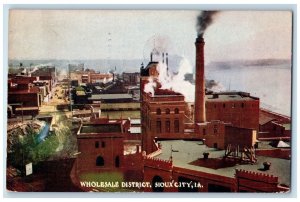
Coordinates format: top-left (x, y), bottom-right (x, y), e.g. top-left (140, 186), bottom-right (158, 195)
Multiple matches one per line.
top-left (162, 52), bottom-right (165, 63)
top-left (194, 36), bottom-right (206, 124)
top-left (263, 162), bottom-right (271, 170)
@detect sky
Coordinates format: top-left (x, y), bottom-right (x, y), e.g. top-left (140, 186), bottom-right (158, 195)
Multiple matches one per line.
top-left (8, 10), bottom-right (292, 64)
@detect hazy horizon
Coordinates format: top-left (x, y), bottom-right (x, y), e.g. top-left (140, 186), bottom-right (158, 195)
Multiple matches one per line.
top-left (9, 10), bottom-right (292, 64)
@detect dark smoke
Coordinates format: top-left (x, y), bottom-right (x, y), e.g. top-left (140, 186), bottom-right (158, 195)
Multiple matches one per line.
top-left (197, 11), bottom-right (219, 37)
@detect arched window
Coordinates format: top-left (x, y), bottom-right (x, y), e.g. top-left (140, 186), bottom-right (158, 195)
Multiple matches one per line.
top-left (96, 156), bottom-right (104, 166)
top-left (174, 108), bottom-right (179, 114)
top-left (166, 108), bottom-right (170, 114)
top-left (152, 175), bottom-right (164, 192)
top-left (115, 156), bottom-right (120, 168)
top-left (156, 108), bottom-right (161, 115)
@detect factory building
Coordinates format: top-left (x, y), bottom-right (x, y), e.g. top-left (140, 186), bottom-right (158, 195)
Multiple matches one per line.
top-left (140, 34), bottom-right (290, 192)
top-left (140, 35), bottom-right (258, 153)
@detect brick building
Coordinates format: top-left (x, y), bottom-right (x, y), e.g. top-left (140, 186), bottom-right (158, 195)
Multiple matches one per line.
top-left (143, 140), bottom-right (290, 192)
top-left (70, 70), bottom-right (113, 84)
top-left (206, 92), bottom-right (260, 131)
top-left (258, 108), bottom-right (291, 139)
top-left (141, 89), bottom-right (187, 153)
top-left (138, 34), bottom-right (290, 192)
top-left (8, 76), bottom-right (42, 116)
top-left (31, 66), bottom-right (56, 90)
top-left (76, 118), bottom-right (130, 172)
top-left (122, 72), bottom-right (140, 85)
top-left (140, 37), bottom-right (258, 153)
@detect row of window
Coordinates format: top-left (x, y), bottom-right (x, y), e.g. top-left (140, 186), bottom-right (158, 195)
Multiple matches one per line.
top-left (156, 119), bottom-right (180, 133)
top-left (156, 108), bottom-right (179, 115)
top-left (208, 102), bottom-right (257, 109)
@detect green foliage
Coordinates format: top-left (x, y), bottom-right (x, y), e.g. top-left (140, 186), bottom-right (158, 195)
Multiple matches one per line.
top-left (9, 128), bottom-right (59, 168)
top-left (30, 134), bottom-right (59, 163)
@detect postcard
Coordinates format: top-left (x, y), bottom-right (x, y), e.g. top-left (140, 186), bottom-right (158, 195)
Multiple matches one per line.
top-left (6, 9), bottom-right (292, 193)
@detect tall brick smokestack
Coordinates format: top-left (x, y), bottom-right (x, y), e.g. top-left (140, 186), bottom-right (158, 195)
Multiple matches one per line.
top-left (194, 36), bottom-right (206, 123)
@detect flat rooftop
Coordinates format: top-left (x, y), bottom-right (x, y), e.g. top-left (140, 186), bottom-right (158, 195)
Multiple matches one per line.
top-left (206, 92), bottom-right (259, 101)
top-left (155, 140), bottom-right (290, 186)
top-left (89, 94), bottom-right (133, 100)
top-left (80, 124), bottom-right (121, 134)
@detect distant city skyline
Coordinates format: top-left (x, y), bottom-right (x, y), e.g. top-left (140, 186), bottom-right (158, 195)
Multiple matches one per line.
top-left (9, 10), bottom-right (292, 65)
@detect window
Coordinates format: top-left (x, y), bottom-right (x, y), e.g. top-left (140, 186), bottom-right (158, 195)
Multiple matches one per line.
top-left (166, 108), bottom-right (170, 114)
top-left (156, 108), bottom-right (161, 115)
top-left (95, 141), bottom-right (99, 148)
top-left (174, 108), bottom-right (179, 114)
top-left (214, 125), bottom-right (218, 134)
top-left (102, 141), bottom-right (106, 148)
top-left (203, 129), bottom-right (206, 135)
top-left (165, 120), bottom-right (170, 133)
top-left (214, 104), bottom-right (217, 108)
top-left (241, 103), bottom-right (245, 108)
top-left (223, 103), bottom-right (226, 108)
top-left (96, 156), bottom-right (104, 166)
top-left (174, 119), bottom-right (180, 133)
top-left (156, 120), bottom-right (161, 133)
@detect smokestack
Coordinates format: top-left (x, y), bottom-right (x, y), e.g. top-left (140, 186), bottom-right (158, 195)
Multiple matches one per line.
top-left (194, 36), bottom-right (206, 123)
top-left (162, 52), bottom-right (165, 63)
top-left (150, 52), bottom-right (153, 62)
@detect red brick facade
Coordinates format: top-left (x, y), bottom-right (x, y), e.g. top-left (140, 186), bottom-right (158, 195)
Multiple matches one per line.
top-left (206, 94), bottom-right (260, 132)
top-left (76, 119), bottom-right (128, 172)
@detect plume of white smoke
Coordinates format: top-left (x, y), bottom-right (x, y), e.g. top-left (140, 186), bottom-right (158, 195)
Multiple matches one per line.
top-left (157, 58), bottom-right (195, 102)
top-left (143, 57), bottom-right (225, 101)
top-left (57, 69), bottom-right (67, 81)
top-left (29, 63), bottom-right (54, 74)
top-left (144, 77), bottom-right (157, 96)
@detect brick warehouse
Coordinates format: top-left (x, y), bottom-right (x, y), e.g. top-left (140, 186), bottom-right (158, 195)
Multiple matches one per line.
top-left (76, 118), bottom-right (127, 172)
top-left (139, 34), bottom-right (291, 192)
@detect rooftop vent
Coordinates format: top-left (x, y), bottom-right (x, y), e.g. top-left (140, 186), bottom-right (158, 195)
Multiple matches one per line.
top-left (203, 152), bottom-right (210, 160)
top-left (263, 162), bottom-right (271, 170)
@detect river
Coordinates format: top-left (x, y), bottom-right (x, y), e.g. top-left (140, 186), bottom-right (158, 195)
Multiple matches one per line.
top-left (206, 64), bottom-right (291, 116)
